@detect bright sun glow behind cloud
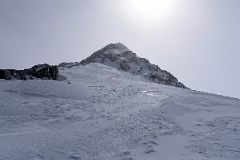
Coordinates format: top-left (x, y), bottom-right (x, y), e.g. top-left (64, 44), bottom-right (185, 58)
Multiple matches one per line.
top-left (121, 0), bottom-right (179, 26)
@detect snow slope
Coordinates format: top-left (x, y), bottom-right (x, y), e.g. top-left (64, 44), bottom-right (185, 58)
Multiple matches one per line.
top-left (0, 63), bottom-right (239, 160)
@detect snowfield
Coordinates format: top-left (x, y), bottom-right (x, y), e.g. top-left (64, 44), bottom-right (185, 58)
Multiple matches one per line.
top-left (0, 63), bottom-right (239, 160)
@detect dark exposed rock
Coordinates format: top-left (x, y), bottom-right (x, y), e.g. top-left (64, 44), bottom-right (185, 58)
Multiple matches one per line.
top-left (119, 61), bottom-right (131, 71)
top-left (0, 64), bottom-right (59, 80)
top-left (0, 69), bottom-right (12, 80)
top-left (58, 62), bottom-right (80, 68)
top-left (49, 65), bottom-right (59, 80)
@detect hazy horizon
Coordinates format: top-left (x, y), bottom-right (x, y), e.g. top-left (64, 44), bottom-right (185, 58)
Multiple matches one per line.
top-left (0, 0), bottom-right (240, 98)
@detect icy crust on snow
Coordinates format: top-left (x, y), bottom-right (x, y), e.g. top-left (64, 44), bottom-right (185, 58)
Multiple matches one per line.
top-left (190, 117), bottom-right (240, 159)
top-left (2, 80), bottom-right (89, 100)
top-left (0, 63), bottom-right (240, 160)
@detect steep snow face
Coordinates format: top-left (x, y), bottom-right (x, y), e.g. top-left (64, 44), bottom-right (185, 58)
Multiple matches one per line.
top-left (79, 43), bottom-right (186, 88)
top-left (0, 63), bottom-right (240, 160)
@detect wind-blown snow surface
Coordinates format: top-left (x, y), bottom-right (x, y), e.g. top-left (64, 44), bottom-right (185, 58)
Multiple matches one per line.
top-left (0, 63), bottom-right (239, 160)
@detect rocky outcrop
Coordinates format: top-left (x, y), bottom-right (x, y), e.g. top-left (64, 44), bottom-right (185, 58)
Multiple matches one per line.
top-left (0, 69), bottom-right (12, 80)
top-left (0, 64), bottom-right (59, 80)
top-left (58, 62), bottom-right (80, 68)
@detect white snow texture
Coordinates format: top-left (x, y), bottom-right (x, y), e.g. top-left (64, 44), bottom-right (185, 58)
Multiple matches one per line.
top-left (0, 63), bottom-right (240, 160)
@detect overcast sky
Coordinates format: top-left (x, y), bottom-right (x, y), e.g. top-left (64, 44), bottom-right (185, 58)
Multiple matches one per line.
top-left (0, 0), bottom-right (239, 98)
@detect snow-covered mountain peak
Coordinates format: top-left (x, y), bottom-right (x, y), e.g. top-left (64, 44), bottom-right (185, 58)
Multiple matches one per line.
top-left (94, 42), bottom-right (130, 55)
top-left (106, 42), bottom-right (130, 53)
top-left (79, 43), bottom-right (187, 88)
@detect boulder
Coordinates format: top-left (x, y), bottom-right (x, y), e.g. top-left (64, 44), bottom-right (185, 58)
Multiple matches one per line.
top-left (0, 69), bottom-right (12, 80)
